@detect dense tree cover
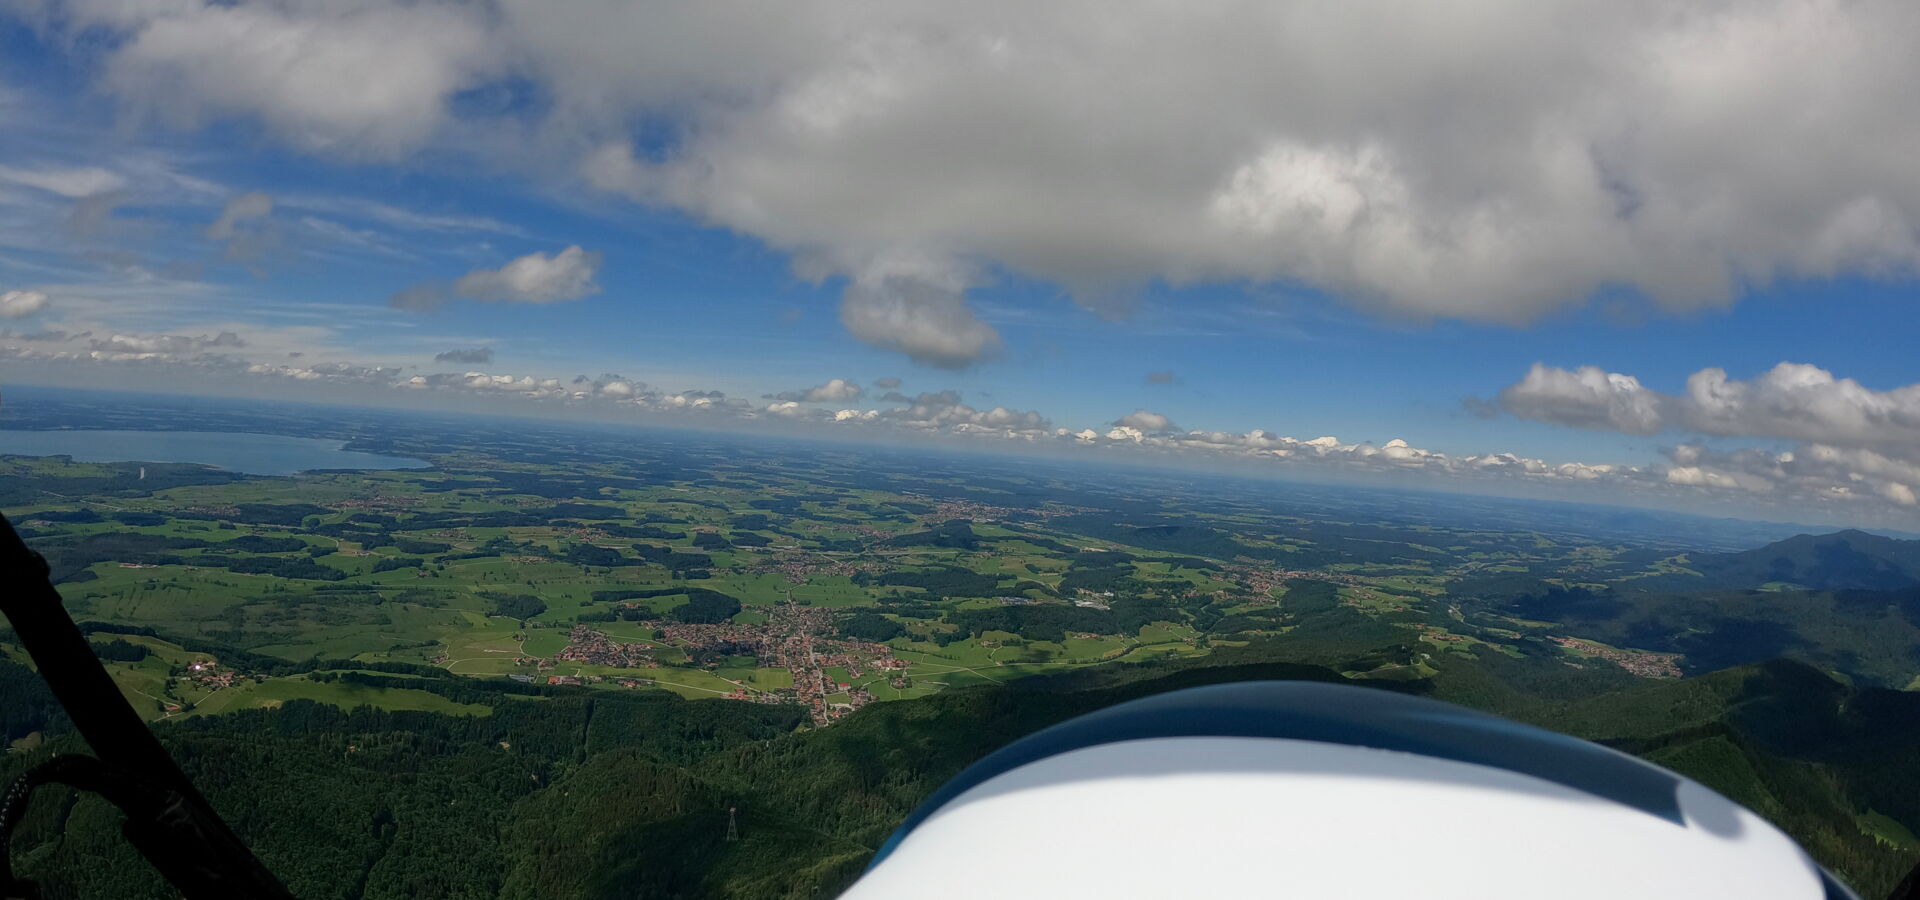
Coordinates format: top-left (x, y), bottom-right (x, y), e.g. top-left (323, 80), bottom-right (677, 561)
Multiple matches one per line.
top-left (881, 520), bottom-right (984, 550)
top-left (0, 659), bottom-right (66, 742)
top-left (1, 689), bottom-right (806, 899)
top-left (211, 555), bottom-right (349, 581)
top-left (691, 531), bottom-right (732, 550)
top-left (838, 612), bottom-right (905, 643)
top-left (728, 532), bottom-right (771, 547)
top-left (218, 535), bottom-right (309, 553)
top-left (486, 593), bottom-right (547, 621)
top-left (548, 502), bottom-right (628, 520)
top-left (578, 608), bottom-right (661, 623)
top-left (1109, 596), bottom-right (1185, 633)
top-left (174, 503), bottom-right (333, 527)
top-left (1453, 578), bottom-right (1920, 687)
top-left (1057, 563), bottom-right (1142, 594)
top-left (1207, 607), bottom-right (1290, 635)
top-left (949, 604), bottom-right (1119, 642)
top-left (25, 508), bottom-right (103, 523)
top-left (14, 609), bottom-right (1915, 900)
top-left (872, 598), bottom-right (946, 619)
top-left (1280, 578), bottom-right (1343, 614)
top-left (862, 566), bottom-right (1005, 598)
top-left (392, 539), bottom-right (451, 555)
top-left (34, 532), bottom-right (207, 582)
top-left (89, 638), bottom-right (150, 662)
top-left (671, 593), bottom-right (743, 624)
top-left (630, 543), bottom-right (712, 571)
top-left (561, 544), bottom-right (639, 567)
top-left (1662, 530), bottom-right (1920, 591)
top-left (370, 557), bottom-right (425, 573)
top-left (592, 587), bottom-right (737, 607)
top-left (0, 460), bottom-right (242, 506)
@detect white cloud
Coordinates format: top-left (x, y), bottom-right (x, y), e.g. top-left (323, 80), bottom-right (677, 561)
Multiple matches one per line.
top-left (12, 330), bottom-right (1920, 523)
top-left (0, 290), bottom-right (50, 318)
top-left (1114, 409), bottom-right (1177, 433)
top-left (86, 0), bottom-right (496, 159)
top-left (1503, 361), bottom-right (1920, 446)
top-left (1498, 363), bottom-right (1668, 434)
top-left (1681, 363), bottom-right (1920, 444)
top-left (871, 388), bottom-right (1050, 435)
top-left (206, 190), bottom-right (273, 240)
top-left (452, 246), bottom-right (603, 304)
top-left (838, 273), bottom-right (1000, 368)
top-left (29, 0), bottom-right (1920, 364)
top-left (764, 400), bottom-right (814, 418)
top-left (773, 378), bottom-right (865, 403)
top-left (0, 164), bottom-right (127, 198)
top-left (558, 0), bottom-right (1920, 336)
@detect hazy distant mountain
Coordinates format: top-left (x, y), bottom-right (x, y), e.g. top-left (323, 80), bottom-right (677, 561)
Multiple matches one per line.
top-left (1683, 530), bottom-right (1920, 590)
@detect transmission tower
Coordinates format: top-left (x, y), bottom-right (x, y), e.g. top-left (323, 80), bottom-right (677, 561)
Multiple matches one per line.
top-left (725, 806), bottom-right (739, 842)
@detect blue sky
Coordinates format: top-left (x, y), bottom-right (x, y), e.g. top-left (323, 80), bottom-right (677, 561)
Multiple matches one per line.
top-left (3, 2), bottom-right (1920, 528)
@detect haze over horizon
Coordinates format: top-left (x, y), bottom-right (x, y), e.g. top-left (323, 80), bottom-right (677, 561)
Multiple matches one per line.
top-left (5, 1), bottom-right (1920, 528)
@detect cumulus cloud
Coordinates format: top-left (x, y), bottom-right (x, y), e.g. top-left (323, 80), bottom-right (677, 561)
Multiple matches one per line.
top-left (0, 290), bottom-right (50, 318)
top-left (775, 377), bottom-right (864, 403)
top-left (80, 0), bottom-right (496, 159)
top-left (872, 388), bottom-right (1050, 435)
top-left (838, 274), bottom-right (1000, 368)
top-left (452, 246), bottom-right (602, 304)
top-left (873, 377), bottom-right (902, 389)
top-left (248, 360), bottom-right (400, 383)
top-left (1498, 363), bottom-right (1668, 434)
top-left (206, 191), bottom-right (273, 240)
top-left (90, 331), bottom-right (245, 355)
top-left (1493, 360), bottom-right (1920, 517)
top-left (28, 1), bottom-right (1920, 362)
top-left (1680, 363), bottom-right (1920, 445)
top-left (433, 347), bottom-right (493, 364)
top-left (1502, 361), bottom-right (1920, 446)
top-left (560, 0), bottom-right (1920, 335)
top-left (1114, 409), bottom-right (1178, 433)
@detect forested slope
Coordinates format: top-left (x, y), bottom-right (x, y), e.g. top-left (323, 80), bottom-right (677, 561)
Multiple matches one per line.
top-left (3, 646), bottom-right (1917, 899)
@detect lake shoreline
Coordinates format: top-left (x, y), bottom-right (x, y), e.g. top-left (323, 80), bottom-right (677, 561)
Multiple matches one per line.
top-left (0, 429), bottom-right (429, 476)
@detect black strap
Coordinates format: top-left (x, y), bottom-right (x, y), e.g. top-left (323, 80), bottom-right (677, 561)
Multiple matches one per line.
top-left (0, 514), bottom-right (293, 899)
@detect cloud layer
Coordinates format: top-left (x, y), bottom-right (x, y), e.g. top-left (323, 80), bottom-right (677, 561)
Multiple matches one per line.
top-left (11, 323), bottom-right (1920, 524)
top-left (1499, 360), bottom-right (1920, 514)
top-left (1501, 361), bottom-right (1920, 446)
top-left (28, 0), bottom-right (1920, 362)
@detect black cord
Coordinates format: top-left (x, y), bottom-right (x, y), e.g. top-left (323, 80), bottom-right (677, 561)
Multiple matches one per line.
top-left (1, 755), bottom-right (145, 899)
top-left (1, 513), bottom-right (294, 899)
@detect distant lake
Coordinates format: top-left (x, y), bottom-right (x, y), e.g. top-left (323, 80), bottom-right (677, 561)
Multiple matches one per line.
top-left (0, 429), bottom-right (428, 476)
